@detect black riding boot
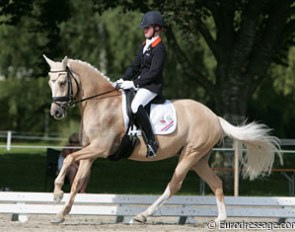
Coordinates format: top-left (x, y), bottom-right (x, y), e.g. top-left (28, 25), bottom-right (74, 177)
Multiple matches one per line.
top-left (135, 105), bottom-right (158, 157)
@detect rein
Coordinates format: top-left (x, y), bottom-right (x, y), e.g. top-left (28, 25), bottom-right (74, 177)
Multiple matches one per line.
top-left (50, 67), bottom-right (118, 108)
top-left (72, 89), bottom-right (118, 105)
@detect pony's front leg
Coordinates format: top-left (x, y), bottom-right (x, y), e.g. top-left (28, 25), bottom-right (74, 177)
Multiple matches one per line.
top-left (51, 159), bottom-right (93, 224)
top-left (53, 155), bottom-right (75, 202)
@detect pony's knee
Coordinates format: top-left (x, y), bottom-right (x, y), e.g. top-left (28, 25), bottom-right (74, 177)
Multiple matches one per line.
top-left (64, 155), bottom-right (75, 166)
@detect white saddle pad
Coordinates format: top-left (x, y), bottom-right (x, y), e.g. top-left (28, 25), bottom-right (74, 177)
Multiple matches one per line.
top-left (150, 100), bottom-right (177, 134)
top-left (122, 93), bottom-right (177, 135)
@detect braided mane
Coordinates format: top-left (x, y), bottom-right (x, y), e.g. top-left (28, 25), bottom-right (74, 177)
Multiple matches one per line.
top-left (68, 59), bottom-right (113, 84)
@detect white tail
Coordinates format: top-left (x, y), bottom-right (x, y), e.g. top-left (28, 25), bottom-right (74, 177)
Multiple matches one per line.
top-left (218, 117), bottom-right (283, 180)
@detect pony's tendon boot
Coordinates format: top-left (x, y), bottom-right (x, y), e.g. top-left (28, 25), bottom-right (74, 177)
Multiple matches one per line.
top-left (135, 105), bottom-right (158, 158)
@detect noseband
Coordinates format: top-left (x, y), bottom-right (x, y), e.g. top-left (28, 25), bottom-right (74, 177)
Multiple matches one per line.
top-left (50, 67), bottom-right (118, 109)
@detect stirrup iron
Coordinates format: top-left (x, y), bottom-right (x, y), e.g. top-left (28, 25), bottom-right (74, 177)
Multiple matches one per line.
top-left (146, 141), bottom-right (158, 158)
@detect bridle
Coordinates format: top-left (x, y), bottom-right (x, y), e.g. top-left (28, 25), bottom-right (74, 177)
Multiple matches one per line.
top-left (50, 66), bottom-right (118, 109)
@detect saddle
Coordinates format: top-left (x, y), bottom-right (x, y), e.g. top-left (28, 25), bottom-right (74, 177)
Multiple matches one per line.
top-left (108, 90), bottom-right (165, 161)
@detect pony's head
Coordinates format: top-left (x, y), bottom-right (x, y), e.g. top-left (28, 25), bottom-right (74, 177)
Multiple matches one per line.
top-left (43, 54), bottom-right (79, 120)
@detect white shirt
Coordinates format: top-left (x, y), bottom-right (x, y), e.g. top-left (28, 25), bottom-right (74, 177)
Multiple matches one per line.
top-left (143, 36), bottom-right (159, 54)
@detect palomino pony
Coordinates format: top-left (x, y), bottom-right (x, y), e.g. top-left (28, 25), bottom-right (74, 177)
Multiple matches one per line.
top-left (43, 55), bottom-right (282, 224)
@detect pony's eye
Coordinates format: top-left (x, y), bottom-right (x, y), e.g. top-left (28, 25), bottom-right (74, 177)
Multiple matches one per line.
top-left (59, 81), bottom-right (67, 87)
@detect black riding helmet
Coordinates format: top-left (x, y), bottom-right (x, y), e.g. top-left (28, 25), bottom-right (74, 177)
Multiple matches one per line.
top-left (140, 11), bottom-right (164, 29)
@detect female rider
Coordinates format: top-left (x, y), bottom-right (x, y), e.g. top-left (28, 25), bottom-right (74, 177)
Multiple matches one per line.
top-left (115, 11), bottom-right (166, 158)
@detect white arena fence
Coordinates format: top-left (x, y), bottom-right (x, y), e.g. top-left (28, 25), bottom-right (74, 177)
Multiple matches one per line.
top-left (0, 192), bottom-right (295, 223)
top-left (1, 132), bottom-right (295, 223)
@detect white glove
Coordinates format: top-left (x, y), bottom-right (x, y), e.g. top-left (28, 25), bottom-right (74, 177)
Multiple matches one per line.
top-left (112, 78), bottom-right (124, 88)
top-left (120, 80), bottom-right (136, 90)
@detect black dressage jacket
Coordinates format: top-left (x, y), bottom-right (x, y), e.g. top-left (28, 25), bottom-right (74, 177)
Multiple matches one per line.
top-left (121, 37), bottom-right (166, 101)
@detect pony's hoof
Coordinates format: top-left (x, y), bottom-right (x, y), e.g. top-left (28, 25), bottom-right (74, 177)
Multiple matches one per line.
top-left (133, 214), bottom-right (147, 224)
top-left (50, 216), bottom-right (65, 224)
top-left (53, 191), bottom-right (64, 203)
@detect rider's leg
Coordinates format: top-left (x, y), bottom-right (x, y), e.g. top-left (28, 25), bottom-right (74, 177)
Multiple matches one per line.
top-left (135, 105), bottom-right (158, 157)
top-left (131, 88), bottom-right (158, 157)
top-left (131, 89), bottom-right (157, 113)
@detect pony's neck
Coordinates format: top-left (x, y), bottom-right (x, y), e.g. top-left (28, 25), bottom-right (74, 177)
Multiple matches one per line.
top-left (69, 59), bottom-right (115, 101)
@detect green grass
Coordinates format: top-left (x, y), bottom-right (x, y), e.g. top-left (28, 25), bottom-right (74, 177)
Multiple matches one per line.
top-left (0, 147), bottom-right (293, 196)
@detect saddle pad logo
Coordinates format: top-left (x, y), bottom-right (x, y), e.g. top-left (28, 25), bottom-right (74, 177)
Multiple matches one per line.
top-left (158, 115), bottom-right (174, 132)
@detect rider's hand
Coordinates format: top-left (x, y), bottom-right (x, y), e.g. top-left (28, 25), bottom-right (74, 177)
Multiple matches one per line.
top-left (120, 80), bottom-right (136, 90)
top-left (112, 78), bottom-right (124, 88)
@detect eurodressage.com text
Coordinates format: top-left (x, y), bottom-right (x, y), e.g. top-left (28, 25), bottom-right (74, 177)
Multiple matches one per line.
top-left (206, 220), bottom-right (295, 230)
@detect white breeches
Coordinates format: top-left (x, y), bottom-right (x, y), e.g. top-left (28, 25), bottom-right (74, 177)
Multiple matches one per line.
top-left (131, 88), bottom-right (157, 113)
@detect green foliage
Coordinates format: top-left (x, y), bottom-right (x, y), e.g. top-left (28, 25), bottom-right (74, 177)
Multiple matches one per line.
top-left (0, 0), bottom-right (34, 25)
top-left (0, 78), bottom-right (49, 132)
top-left (0, 77), bottom-right (81, 136)
top-left (248, 47), bottom-right (295, 137)
top-left (0, 0), bottom-right (294, 138)
top-left (59, 6), bottom-right (143, 79)
top-left (273, 47), bottom-right (295, 98)
top-left (0, 17), bottom-right (47, 77)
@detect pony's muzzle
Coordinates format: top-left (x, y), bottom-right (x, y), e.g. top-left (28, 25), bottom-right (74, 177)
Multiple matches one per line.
top-left (50, 103), bottom-right (66, 120)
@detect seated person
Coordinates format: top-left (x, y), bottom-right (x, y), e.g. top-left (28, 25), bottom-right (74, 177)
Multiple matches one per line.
top-left (57, 133), bottom-right (89, 193)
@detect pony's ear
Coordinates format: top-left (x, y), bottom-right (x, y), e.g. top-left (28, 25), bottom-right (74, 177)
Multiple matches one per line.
top-left (61, 56), bottom-right (68, 69)
top-left (43, 54), bottom-right (55, 68)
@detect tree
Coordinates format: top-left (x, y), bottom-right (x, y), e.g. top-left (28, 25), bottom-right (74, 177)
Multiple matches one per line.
top-left (0, 78), bottom-right (49, 132)
top-left (248, 47), bottom-right (295, 138)
top-left (0, 0), bottom-right (71, 77)
top-left (0, 0), bottom-right (295, 139)
top-left (93, 0), bottom-right (295, 125)
top-left (92, 0), bottom-right (294, 193)
top-left (58, 4), bottom-right (143, 78)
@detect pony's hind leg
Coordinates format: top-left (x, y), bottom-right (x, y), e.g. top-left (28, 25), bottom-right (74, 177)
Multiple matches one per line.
top-left (191, 154), bottom-right (227, 223)
top-left (133, 148), bottom-right (203, 224)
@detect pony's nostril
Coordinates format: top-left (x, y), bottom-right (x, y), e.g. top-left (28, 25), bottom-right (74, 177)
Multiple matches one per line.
top-left (50, 103), bottom-right (66, 120)
top-left (54, 109), bottom-right (64, 119)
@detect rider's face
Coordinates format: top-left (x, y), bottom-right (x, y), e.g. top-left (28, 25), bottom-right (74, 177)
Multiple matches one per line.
top-left (144, 26), bottom-right (154, 38)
